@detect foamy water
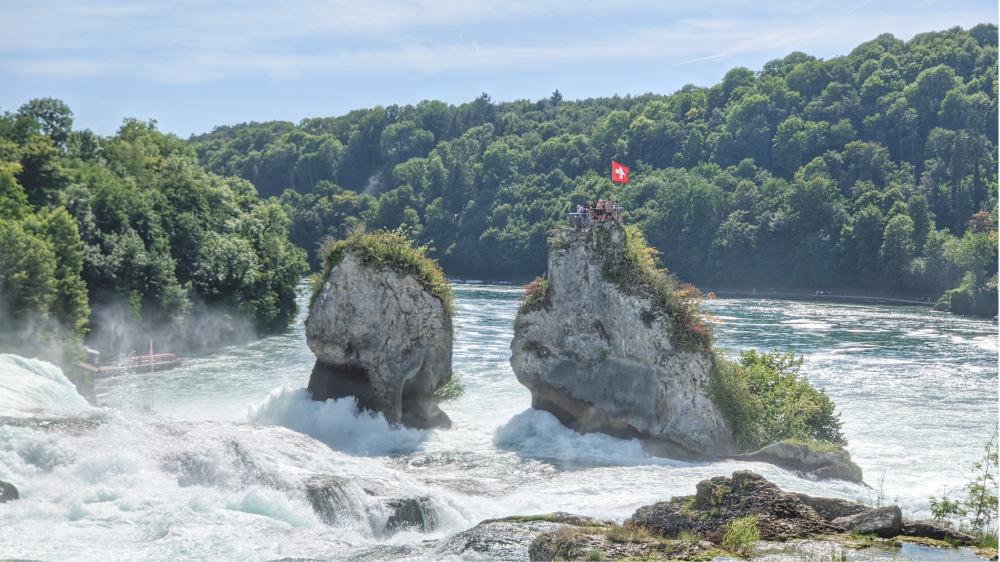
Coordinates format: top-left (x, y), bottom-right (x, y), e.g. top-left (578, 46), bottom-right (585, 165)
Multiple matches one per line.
top-left (0, 354), bottom-right (92, 416)
top-left (0, 285), bottom-right (996, 561)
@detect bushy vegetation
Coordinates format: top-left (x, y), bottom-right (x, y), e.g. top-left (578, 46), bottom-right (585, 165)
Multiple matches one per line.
top-left (0, 164), bottom-right (89, 362)
top-left (930, 427), bottom-right (998, 546)
top-left (0, 101), bottom-right (308, 363)
top-left (710, 349), bottom-right (846, 452)
top-left (191, 25), bottom-right (997, 315)
top-left (315, 226), bottom-right (455, 316)
top-left (519, 273), bottom-right (551, 314)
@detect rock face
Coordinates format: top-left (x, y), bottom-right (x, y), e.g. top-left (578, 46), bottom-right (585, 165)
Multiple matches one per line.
top-left (305, 476), bottom-right (438, 536)
top-left (789, 493), bottom-right (870, 521)
top-left (437, 514), bottom-right (612, 561)
top-left (306, 253), bottom-right (453, 429)
top-left (626, 471), bottom-right (976, 547)
top-left (902, 520), bottom-right (976, 545)
top-left (530, 526), bottom-right (718, 562)
top-left (742, 441), bottom-right (864, 483)
top-left (832, 506), bottom-right (902, 537)
top-left (509, 226), bottom-right (733, 456)
top-left (628, 471), bottom-right (842, 542)
top-left (0, 480), bottom-right (17, 503)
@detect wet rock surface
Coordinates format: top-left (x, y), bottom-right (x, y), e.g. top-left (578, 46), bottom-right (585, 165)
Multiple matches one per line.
top-left (306, 252), bottom-right (453, 429)
top-left (0, 415), bottom-right (104, 436)
top-left (509, 226), bottom-right (733, 457)
top-left (437, 518), bottom-right (571, 561)
top-left (0, 480), bottom-right (18, 503)
top-left (790, 492), bottom-right (870, 521)
top-left (832, 505), bottom-right (902, 537)
top-left (305, 476), bottom-right (437, 536)
top-left (529, 527), bottom-right (719, 562)
top-left (902, 519), bottom-right (976, 545)
top-left (740, 441), bottom-right (864, 483)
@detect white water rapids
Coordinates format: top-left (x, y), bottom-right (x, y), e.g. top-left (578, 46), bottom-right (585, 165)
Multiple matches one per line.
top-left (0, 285), bottom-right (995, 561)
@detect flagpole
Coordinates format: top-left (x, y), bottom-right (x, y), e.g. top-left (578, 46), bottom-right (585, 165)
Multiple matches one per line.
top-left (150, 339), bottom-right (154, 412)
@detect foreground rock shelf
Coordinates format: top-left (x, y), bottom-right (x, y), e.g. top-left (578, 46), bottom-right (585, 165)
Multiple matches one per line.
top-left (280, 471), bottom-right (995, 562)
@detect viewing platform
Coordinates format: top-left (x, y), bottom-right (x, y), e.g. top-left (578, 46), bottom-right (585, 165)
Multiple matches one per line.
top-left (568, 208), bottom-right (623, 230)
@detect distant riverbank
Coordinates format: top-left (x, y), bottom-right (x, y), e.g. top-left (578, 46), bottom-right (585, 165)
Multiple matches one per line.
top-left (446, 280), bottom-right (943, 310)
top-left (704, 289), bottom-right (936, 309)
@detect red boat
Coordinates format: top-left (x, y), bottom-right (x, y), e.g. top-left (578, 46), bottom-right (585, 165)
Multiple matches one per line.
top-left (127, 353), bottom-right (182, 372)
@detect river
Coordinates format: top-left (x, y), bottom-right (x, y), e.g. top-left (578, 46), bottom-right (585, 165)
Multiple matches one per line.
top-left (0, 284), bottom-right (996, 561)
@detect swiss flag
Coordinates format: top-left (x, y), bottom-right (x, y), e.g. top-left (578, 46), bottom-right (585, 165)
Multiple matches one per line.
top-left (612, 161), bottom-right (629, 183)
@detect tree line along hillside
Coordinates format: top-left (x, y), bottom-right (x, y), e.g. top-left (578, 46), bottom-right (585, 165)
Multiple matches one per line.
top-left (191, 25), bottom-right (998, 317)
top-left (0, 25), bottom-right (997, 368)
top-left (0, 102), bottom-right (308, 364)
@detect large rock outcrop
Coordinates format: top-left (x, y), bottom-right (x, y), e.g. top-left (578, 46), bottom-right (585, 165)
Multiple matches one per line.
top-left (306, 252), bottom-right (453, 429)
top-left (628, 471), bottom-right (843, 542)
top-left (510, 226), bottom-right (733, 456)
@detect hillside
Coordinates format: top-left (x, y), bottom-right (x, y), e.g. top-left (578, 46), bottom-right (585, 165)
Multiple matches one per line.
top-left (190, 25), bottom-right (998, 316)
top-left (0, 109), bottom-right (308, 364)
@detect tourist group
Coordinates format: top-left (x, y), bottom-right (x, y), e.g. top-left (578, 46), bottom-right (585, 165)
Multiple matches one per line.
top-left (570, 200), bottom-right (622, 231)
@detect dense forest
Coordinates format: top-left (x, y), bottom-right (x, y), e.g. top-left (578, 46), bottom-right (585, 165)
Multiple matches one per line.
top-left (0, 101), bottom-right (308, 364)
top-left (192, 24), bottom-right (999, 317)
top-left (0, 25), bottom-right (997, 367)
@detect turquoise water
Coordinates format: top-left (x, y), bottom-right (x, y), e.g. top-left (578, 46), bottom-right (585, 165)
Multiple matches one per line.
top-left (0, 284), bottom-right (995, 561)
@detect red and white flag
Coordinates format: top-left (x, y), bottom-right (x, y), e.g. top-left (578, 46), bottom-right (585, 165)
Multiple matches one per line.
top-left (612, 161), bottom-right (629, 183)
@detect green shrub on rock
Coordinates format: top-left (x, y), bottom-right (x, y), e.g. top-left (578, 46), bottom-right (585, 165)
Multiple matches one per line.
top-left (710, 349), bottom-right (845, 452)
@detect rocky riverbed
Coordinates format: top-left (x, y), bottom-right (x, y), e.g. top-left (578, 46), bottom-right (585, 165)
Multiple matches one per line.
top-left (284, 470), bottom-right (995, 561)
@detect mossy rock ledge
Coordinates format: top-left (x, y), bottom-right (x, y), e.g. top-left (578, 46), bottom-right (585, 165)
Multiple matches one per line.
top-left (306, 251), bottom-right (453, 429)
top-left (510, 226), bottom-right (734, 457)
top-left (735, 440), bottom-right (864, 483)
top-left (522, 471), bottom-right (976, 561)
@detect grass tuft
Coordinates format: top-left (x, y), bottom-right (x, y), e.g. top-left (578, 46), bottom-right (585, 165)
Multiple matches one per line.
top-left (311, 227), bottom-right (455, 316)
top-left (722, 515), bottom-right (760, 559)
top-left (977, 532), bottom-right (999, 549)
top-left (678, 530), bottom-right (701, 543)
top-left (433, 375), bottom-right (465, 402)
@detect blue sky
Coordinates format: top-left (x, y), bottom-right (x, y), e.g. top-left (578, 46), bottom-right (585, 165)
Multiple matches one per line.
top-left (1, 0), bottom-right (996, 138)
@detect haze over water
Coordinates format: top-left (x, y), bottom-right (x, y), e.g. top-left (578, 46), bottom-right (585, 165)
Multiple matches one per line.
top-left (0, 284), bottom-right (996, 561)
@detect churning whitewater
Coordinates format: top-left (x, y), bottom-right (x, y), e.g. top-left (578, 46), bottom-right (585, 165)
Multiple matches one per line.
top-left (0, 285), bottom-right (996, 561)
